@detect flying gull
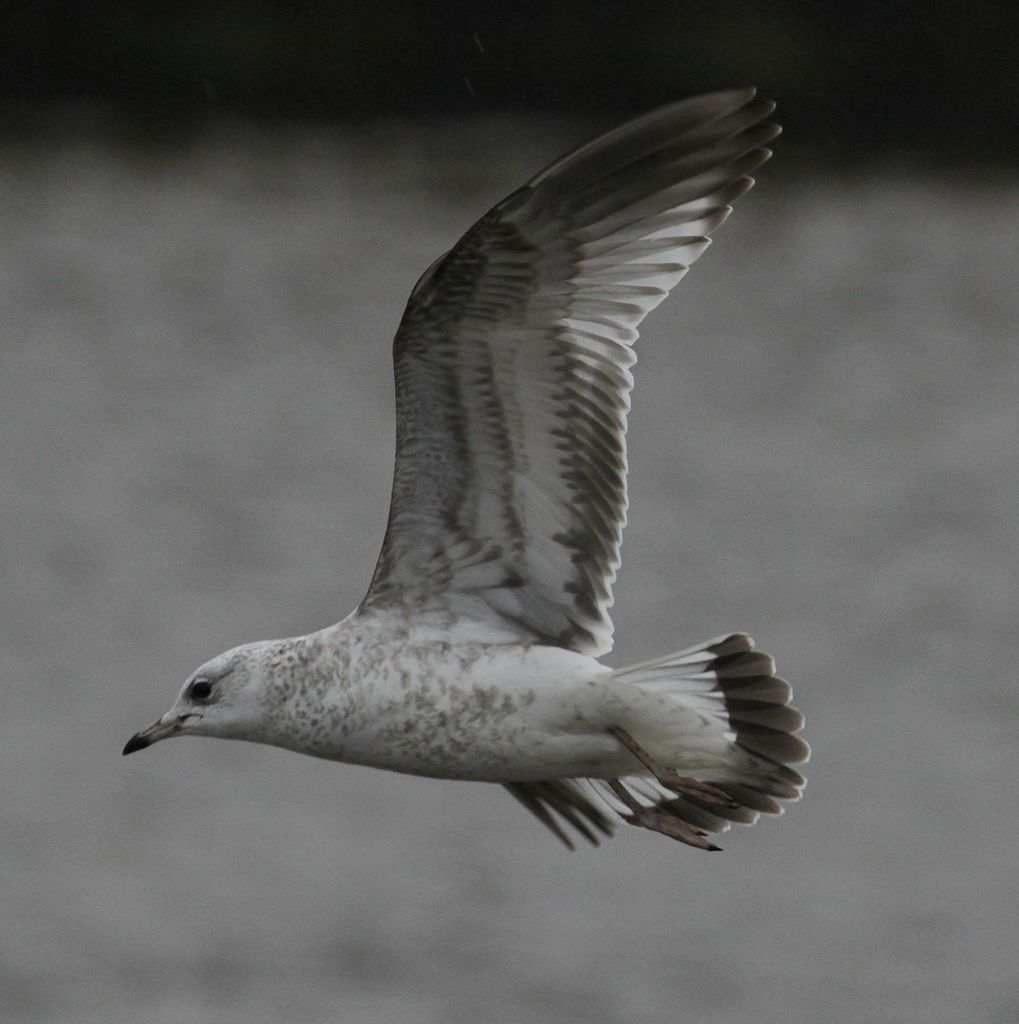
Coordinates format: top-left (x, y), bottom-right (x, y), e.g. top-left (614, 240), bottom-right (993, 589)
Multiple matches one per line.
top-left (125, 89), bottom-right (808, 851)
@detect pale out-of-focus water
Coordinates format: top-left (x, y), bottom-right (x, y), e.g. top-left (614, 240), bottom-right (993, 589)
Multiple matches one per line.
top-left (3, 117), bottom-right (1017, 1024)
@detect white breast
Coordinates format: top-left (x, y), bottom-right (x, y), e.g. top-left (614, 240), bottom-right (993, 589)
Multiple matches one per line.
top-left (321, 625), bottom-right (625, 781)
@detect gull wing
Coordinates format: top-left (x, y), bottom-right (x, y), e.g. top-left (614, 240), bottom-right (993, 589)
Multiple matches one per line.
top-left (360, 90), bottom-right (778, 655)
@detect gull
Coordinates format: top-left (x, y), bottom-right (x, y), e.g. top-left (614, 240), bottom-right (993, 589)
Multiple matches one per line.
top-left (125, 89), bottom-right (808, 851)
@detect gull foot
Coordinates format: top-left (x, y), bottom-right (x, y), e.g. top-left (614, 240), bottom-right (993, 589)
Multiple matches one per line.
top-left (606, 780), bottom-right (721, 851)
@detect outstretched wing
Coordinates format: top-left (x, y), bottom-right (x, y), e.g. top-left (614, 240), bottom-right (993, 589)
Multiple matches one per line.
top-left (361, 90), bottom-right (778, 655)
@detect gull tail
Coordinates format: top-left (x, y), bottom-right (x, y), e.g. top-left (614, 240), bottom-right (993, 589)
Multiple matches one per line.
top-left (506, 634), bottom-right (808, 850)
top-left (599, 633), bottom-right (808, 849)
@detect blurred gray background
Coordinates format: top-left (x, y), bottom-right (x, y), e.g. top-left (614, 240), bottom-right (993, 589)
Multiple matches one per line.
top-left (3, 5), bottom-right (1018, 1023)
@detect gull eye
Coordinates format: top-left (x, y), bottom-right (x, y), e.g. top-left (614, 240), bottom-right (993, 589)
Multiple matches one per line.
top-left (189, 679), bottom-right (214, 702)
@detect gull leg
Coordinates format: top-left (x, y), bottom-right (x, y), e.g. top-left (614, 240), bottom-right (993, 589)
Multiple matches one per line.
top-left (608, 727), bottom-right (736, 807)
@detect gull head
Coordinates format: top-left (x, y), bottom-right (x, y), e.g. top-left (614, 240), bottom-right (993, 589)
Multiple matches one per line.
top-left (123, 640), bottom-right (285, 755)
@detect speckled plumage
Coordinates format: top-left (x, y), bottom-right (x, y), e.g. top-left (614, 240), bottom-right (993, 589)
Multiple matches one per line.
top-left (125, 90), bottom-right (809, 850)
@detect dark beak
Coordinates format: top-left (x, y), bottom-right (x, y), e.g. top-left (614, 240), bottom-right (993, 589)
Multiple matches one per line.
top-left (122, 731), bottom-right (152, 755)
top-left (122, 715), bottom-right (182, 755)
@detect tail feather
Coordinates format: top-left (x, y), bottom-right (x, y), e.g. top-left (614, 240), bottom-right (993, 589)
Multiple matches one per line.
top-left (710, 646), bottom-right (810, 764)
top-left (610, 633), bottom-right (808, 845)
top-left (658, 794), bottom-right (754, 832)
top-left (717, 783), bottom-right (783, 815)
